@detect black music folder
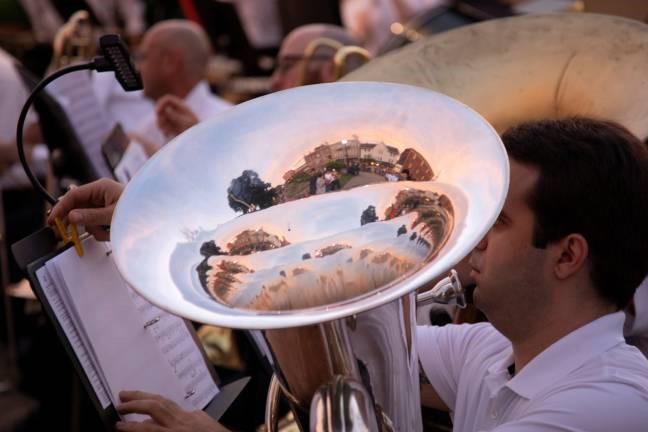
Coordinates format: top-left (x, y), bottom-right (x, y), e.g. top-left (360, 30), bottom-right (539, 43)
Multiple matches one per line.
top-left (12, 229), bottom-right (248, 430)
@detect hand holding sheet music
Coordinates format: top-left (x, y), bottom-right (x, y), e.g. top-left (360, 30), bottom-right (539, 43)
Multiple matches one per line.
top-left (116, 390), bottom-right (231, 432)
top-left (35, 236), bottom-right (219, 422)
top-left (47, 179), bottom-right (124, 241)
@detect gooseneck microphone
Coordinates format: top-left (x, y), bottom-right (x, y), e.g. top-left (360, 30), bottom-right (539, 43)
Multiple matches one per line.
top-left (93, 34), bottom-right (143, 92)
top-left (16, 34), bottom-right (143, 205)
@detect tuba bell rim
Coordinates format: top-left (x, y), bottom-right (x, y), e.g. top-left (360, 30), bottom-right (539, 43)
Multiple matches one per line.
top-left (110, 81), bottom-right (509, 329)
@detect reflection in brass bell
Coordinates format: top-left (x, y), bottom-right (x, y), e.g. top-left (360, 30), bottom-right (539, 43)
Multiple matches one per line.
top-left (111, 81), bottom-right (507, 329)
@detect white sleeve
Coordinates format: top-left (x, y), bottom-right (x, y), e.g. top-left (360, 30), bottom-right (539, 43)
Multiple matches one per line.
top-left (416, 323), bottom-right (501, 411)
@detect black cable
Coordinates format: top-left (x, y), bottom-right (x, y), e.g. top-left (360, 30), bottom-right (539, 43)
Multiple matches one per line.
top-left (17, 34), bottom-right (141, 206)
top-left (15, 62), bottom-right (95, 206)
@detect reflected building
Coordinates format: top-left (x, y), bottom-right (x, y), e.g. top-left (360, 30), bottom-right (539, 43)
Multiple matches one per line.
top-left (298, 137), bottom-right (400, 175)
top-left (398, 149), bottom-right (434, 181)
top-left (304, 143), bottom-right (334, 171)
top-left (359, 142), bottom-right (400, 165)
top-left (279, 138), bottom-right (431, 202)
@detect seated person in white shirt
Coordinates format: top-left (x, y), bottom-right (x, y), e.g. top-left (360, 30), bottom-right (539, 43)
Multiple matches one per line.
top-left (131, 19), bottom-right (232, 155)
top-left (419, 117), bottom-right (648, 431)
top-left (268, 23), bottom-right (360, 92)
top-left (47, 117), bottom-right (648, 431)
top-left (0, 48), bottom-right (47, 188)
top-left (154, 24), bottom-right (361, 137)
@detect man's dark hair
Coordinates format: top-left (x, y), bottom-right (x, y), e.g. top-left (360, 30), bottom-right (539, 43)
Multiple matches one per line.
top-left (502, 117), bottom-right (648, 309)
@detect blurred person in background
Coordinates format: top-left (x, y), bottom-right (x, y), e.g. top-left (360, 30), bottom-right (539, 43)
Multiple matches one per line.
top-left (130, 19), bottom-right (232, 155)
top-left (340, 0), bottom-right (446, 54)
top-left (155, 23), bottom-right (363, 138)
top-left (269, 23), bottom-right (360, 91)
top-left (18, 0), bottom-right (145, 46)
top-left (0, 47), bottom-right (47, 282)
top-left (14, 0), bottom-right (145, 77)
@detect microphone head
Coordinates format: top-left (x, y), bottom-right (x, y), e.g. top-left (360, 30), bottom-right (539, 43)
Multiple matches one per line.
top-left (97, 34), bottom-right (143, 91)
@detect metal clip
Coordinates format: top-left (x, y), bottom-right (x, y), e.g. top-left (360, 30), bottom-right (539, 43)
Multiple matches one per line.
top-left (54, 217), bottom-right (84, 257)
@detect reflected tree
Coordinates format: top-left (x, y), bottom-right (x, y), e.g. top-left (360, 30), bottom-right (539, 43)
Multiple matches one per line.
top-left (227, 170), bottom-right (277, 214)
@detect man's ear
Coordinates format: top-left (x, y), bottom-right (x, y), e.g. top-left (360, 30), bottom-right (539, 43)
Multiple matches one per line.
top-left (553, 234), bottom-right (589, 280)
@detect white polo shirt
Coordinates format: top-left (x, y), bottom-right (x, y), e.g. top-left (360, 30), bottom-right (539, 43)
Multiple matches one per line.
top-left (417, 312), bottom-right (648, 431)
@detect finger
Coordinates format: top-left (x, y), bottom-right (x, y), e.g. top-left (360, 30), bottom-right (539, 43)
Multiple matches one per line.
top-left (85, 225), bottom-right (111, 242)
top-left (156, 102), bottom-right (179, 117)
top-left (117, 400), bottom-right (174, 426)
top-left (68, 205), bottom-right (115, 227)
top-left (120, 390), bottom-right (167, 403)
top-left (115, 420), bottom-right (166, 432)
top-left (47, 179), bottom-right (120, 225)
top-left (156, 116), bottom-right (174, 137)
top-left (119, 391), bottom-right (180, 419)
top-left (155, 96), bottom-right (182, 116)
top-left (47, 185), bottom-right (93, 226)
top-left (156, 108), bottom-right (187, 133)
top-left (175, 111), bottom-right (196, 124)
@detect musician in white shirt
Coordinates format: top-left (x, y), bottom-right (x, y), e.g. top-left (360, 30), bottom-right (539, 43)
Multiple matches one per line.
top-left (0, 48), bottom-right (47, 189)
top-left (418, 118), bottom-right (648, 431)
top-left (130, 20), bottom-right (232, 155)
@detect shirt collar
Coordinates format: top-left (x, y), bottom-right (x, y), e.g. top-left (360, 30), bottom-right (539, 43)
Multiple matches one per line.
top-left (501, 311), bottom-right (626, 399)
top-left (183, 81), bottom-right (210, 110)
top-left (485, 312), bottom-right (625, 399)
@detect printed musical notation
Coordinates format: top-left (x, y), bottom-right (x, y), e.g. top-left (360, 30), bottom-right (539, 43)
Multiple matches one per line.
top-left (128, 287), bottom-right (218, 409)
top-left (37, 238), bottom-right (218, 418)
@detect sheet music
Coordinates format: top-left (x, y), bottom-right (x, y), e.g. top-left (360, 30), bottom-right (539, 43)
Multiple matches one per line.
top-left (128, 289), bottom-right (219, 409)
top-left (35, 266), bottom-right (112, 408)
top-left (47, 70), bottom-right (115, 179)
top-left (45, 259), bottom-right (107, 389)
top-left (48, 238), bottom-right (218, 420)
top-left (44, 261), bottom-right (101, 370)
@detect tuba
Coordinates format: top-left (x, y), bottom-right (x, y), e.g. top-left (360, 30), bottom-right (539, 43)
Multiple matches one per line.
top-left (50, 10), bottom-right (96, 71)
top-left (109, 81), bottom-right (508, 431)
top-left (109, 12), bottom-right (648, 431)
top-left (344, 12), bottom-right (648, 140)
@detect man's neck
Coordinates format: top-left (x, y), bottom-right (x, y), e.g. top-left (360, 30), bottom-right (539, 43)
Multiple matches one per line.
top-left (508, 302), bottom-right (616, 373)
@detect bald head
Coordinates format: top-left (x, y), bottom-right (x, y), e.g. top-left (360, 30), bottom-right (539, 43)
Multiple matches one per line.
top-left (137, 20), bottom-right (211, 100)
top-left (272, 24), bottom-right (360, 91)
